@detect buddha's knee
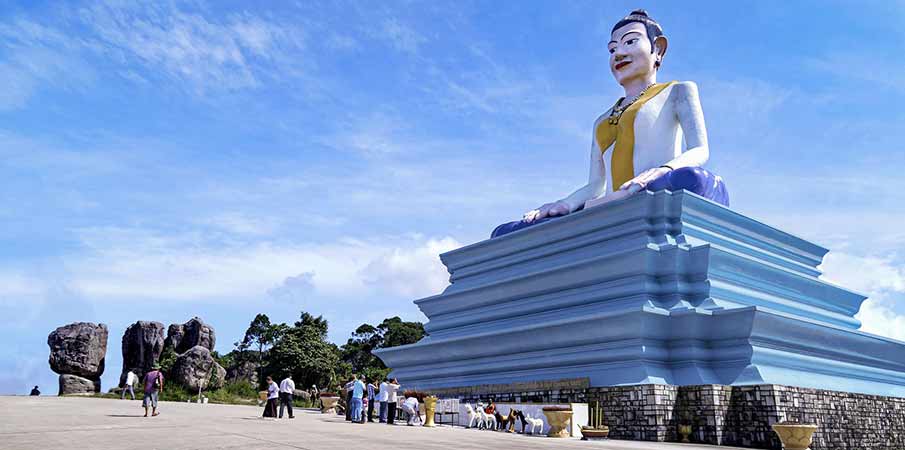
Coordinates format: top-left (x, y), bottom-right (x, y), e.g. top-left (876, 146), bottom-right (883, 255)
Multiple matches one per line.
top-left (667, 166), bottom-right (705, 191)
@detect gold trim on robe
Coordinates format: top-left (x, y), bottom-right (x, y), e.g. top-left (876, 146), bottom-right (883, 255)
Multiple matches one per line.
top-left (595, 81), bottom-right (676, 190)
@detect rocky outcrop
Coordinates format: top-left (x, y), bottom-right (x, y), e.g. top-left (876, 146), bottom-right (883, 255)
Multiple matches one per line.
top-left (226, 360), bottom-right (259, 386)
top-left (164, 323), bottom-right (185, 352)
top-left (120, 321), bottom-right (165, 385)
top-left (47, 322), bottom-right (107, 395)
top-left (293, 389), bottom-right (311, 402)
top-left (58, 374), bottom-right (99, 395)
top-left (172, 346), bottom-right (215, 391)
top-left (166, 317), bottom-right (215, 354)
top-left (209, 363), bottom-right (227, 390)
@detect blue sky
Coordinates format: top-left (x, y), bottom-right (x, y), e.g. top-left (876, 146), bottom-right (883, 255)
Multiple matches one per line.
top-left (1, 0), bottom-right (904, 395)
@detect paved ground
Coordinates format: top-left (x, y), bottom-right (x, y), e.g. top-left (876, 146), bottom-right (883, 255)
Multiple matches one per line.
top-left (0, 396), bottom-right (751, 450)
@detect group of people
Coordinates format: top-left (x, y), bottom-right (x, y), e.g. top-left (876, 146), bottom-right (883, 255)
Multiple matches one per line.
top-left (340, 375), bottom-right (420, 426)
top-left (119, 365), bottom-right (165, 418)
top-left (262, 375), bottom-right (297, 419)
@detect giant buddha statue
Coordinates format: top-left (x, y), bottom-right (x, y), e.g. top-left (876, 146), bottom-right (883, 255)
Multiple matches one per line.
top-left (493, 10), bottom-right (728, 238)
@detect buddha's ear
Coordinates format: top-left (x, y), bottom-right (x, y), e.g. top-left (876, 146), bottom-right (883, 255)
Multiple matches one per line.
top-left (653, 35), bottom-right (668, 68)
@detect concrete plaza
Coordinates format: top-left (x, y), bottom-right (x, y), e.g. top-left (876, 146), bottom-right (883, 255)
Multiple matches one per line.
top-left (0, 396), bottom-right (751, 450)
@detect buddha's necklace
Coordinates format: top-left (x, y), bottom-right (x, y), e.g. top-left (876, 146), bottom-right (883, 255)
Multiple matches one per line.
top-left (608, 83), bottom-right (655, 125)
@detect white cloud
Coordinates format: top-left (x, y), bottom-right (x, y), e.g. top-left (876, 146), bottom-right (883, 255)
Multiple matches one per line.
top-left (61, 226), bottom-right (459, 303)
top-left (820, 252), bottom-right (905, 341)
top-left (268, 272), bottom-right (316, 304)
top-left (0, 19), bottom-right (95, 110)
top-left (199, 213), bottom-right (280, 236)
top-left (360, 237), bottom-right (460, 298)
top-left (378, 18), bottom-right (426, 54)
top-left (808, 51), bottom-right (905, 94)
top-left (80, 2), bottom-right (282, 92)
top-left (856, 298), bottom-right (905, 342)
top-left (820, 252), bottom-right (905, 294)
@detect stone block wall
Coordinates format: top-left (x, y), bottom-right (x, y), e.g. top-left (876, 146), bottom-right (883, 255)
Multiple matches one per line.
top-left (429, 381), bottom-right (905, 450)
top-left (587, 384), bottom-right (678, 441)
top-left (723, 385), bottom-right (905, 450)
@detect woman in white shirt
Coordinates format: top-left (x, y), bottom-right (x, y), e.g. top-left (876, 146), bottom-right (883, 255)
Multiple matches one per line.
top-left (262, 376), bottom-right (279, 418)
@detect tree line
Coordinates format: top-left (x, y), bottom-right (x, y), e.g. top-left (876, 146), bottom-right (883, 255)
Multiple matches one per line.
top-left (216, 311), bottom-right (424, 390)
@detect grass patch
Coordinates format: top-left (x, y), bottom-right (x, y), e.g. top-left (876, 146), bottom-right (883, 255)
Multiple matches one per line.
top-left (97, 382), bottom-right (261, 406)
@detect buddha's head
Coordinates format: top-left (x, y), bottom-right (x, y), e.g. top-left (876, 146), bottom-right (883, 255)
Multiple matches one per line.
top-left (608, 10), bottom-right (668, 86)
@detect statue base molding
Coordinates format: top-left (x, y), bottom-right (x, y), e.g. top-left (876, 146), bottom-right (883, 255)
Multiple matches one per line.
top-left (376, 190), bottom-right (905, 397)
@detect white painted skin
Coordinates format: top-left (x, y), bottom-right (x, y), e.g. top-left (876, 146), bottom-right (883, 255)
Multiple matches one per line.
top-left (523, 21), bottom-right (709, 223)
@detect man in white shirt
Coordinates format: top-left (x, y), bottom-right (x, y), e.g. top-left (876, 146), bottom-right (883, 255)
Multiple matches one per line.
top-left (378, 379), bottom-right (389, 423)
top-left (384, 378), bottom-right (401, 425)
top-left (402, 396), bottom-right (421, 426)
top-left (121, 369), bottom-right (136, 400)
top-left (279, 375), bottom-right (296, 419)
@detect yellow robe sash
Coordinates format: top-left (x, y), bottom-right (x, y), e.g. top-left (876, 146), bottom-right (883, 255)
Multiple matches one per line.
top-left (595, 81), bottom-right (676, 190)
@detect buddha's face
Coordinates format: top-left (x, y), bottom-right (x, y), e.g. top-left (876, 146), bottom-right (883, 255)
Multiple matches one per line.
top-left (608, 22), bottom-right (657, 86)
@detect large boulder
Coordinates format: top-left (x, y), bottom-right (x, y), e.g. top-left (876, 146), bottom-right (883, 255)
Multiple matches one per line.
top-left (120, 321), bottom-right (165, 385)
top-left (293, 389), bottom-right (311, 402)
top-left (226, 360), bottom-right (259, 386)
top-left (172, 345), bottom-right (214, 391)
top-left (164, 323), bottom-right (185, 352)
top-left (58, 374), bottom-right (100, 395)
top-left (166, 317), bottom-right (215, 354)
top-left (47, 322), bottom-right (108, 379)
top-left (209, 363), bottom-right (227, 390)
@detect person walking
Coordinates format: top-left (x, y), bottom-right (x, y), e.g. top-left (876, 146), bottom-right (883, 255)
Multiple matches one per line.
top-left (142, 364), bottom-right (164, 417)
top-left (121, 369), bottom-right (136, 400)
top-left (384, 378), bottom-right (401, 425)
top-left (349, 375), bottom-right (365, 424)
top-left (366, 378), bottom-right (377, 422)
top-left (262, 376), bottom-right (279, 418)
top-left (279, 375), bottom-right (295, 419)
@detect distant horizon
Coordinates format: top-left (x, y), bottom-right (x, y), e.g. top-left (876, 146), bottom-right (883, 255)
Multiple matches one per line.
top-left (2, 0), bottom-right (904, 395)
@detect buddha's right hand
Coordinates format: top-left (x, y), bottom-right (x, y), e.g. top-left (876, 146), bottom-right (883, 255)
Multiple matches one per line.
top-left (523, 200), bottom-right (570, 223)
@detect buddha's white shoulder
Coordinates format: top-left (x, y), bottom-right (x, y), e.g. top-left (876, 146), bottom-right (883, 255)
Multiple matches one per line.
top-left (670, 81), bottom-right (699, 97)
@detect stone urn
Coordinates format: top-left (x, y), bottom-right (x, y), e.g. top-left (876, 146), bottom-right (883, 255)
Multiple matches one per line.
top-left (542, 407), bottom-right (573, 438)
top-left (422, 396), bottom-right (438, 427)
top-left (320, 395), bottom-right (341, 414)
top-left (772, 423), bottom-right (818, 450)
top-left (678, 424), bottom-right (692, 443)
top-left (580, 426), bottom-right (610, 440)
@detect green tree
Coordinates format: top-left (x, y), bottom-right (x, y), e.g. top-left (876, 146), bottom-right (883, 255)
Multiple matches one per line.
top-left (236, 314), bottom-right (287, 386)
top-left (339, 316), bottom-right (425, 381)
top-left (340, 323), bottom-right (383, 375)
top-left (266, 311), bottom-right (341, 390)
top-left (158, 345), bottom-right (178, 374)
top-left (377, 316), bottom-right (424, 349)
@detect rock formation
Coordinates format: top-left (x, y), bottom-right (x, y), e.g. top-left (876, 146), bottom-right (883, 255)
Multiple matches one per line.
top-left (164, 323), bottom-right (185, 352)
top-left (58, 374), bottom-right (99, 395)
top-left (172, 346), bottom-right (215, 391)
top-left (120, 321), bottom-right (165, 385)
top-left (210, 362), bottom-right (227, 390)
top-left (165, 317), bottom-right (215, 354)
top-left (226, 360), bottom-right (259, 386)
top-left (47, 322), bottom-right (108, 395)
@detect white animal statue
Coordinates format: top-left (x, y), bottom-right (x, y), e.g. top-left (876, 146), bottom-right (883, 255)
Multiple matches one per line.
top-left (479, 409), bottom-right (496, 430)
top-left (523, 412), bottom-right (544, 435)
top-left (464, 404), bottom-right (480, 428)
